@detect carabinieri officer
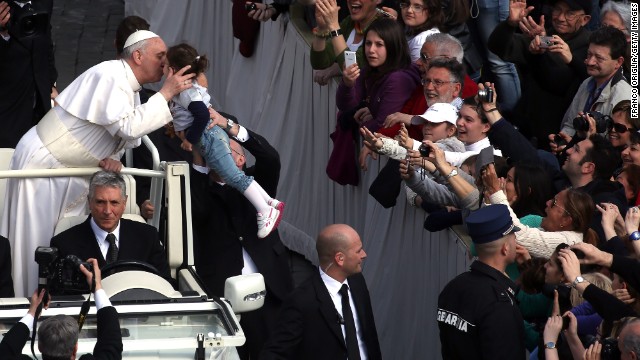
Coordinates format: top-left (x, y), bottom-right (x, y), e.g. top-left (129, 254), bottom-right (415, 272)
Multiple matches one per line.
top-left (438, 204), bottom-right (526, 359)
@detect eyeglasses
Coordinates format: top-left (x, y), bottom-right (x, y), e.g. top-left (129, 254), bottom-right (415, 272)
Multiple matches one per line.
top-left (421, 78), bottom-right (453, 88)
top-left (231, 147), bottom-right (245, 157)
top-left (551, 7), bottom-right (585, 21)
top-left (551, 197), bottom-right (570, 216)
top-left (399, 2), bottom-right (425, 12)
top-left (608, 121), bottom-right (634, 134)
top-left (419, 53), bottom-right (451, 64)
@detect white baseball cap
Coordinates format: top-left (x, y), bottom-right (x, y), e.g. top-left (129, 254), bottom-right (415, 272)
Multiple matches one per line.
top-left (411, 102), bottom-right (458, 126)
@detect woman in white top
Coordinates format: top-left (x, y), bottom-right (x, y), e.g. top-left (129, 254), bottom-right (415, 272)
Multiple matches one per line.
top-left (397, 0), bottom-right (443, 61)
top-left (482, 164), bottom-right (598, 259)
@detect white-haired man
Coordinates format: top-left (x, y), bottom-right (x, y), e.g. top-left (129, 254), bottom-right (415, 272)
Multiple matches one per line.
top-left (1, 30), bottom-right (193, 297)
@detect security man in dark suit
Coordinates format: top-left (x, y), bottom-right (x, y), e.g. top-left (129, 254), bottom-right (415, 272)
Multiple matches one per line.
top-left (260, 224), bottom-right (382, 360)
top-left (0, 0), bottom-right (58, 148)
top-left (190, 118), bottom-right (292, 360)
top-left (0, 258), bottom-right (123, 359)
top-left (50, 171), bottom-right (170, 280)
top-left (438, 204), bottom-right (525, 359)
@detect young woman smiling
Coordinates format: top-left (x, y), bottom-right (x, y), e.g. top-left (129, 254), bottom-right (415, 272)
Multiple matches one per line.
top-left (397, 0), bottom-right (443, 61)
top-left (336, 18), bottom-right (420, 132)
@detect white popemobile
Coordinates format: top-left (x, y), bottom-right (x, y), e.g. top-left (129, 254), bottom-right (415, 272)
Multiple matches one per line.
top-left (0, 139), bottom-right (265, 359)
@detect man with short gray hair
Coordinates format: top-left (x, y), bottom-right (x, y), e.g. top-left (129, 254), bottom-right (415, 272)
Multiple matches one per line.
top-left (50, 171), bottom-right (170, 280)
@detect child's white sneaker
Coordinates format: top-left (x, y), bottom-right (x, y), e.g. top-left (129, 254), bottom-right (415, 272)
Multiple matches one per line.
top-left (257, 207), bottom-right (282, 238)
top-left (268, 198), bottom-right (285, 211)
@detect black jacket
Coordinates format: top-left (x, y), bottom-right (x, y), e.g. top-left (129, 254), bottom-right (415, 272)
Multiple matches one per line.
top-left (190, 128), bottom-right (293, 359)
top-left (50, 216), bottom-right (170, 280)
top-left (438, 261), bottom-right (525, 359)
top-left (260, 271), bottom-right (382, 360)
top-left (0, 0), bottom-right (57, 148)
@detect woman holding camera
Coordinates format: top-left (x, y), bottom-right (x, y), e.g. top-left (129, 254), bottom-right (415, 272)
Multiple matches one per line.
top-left (337, 18), bottom-right (420, 132)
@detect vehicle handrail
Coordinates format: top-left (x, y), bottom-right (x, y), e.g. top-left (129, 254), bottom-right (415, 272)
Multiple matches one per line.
top-left (0, 167), bottom-right (165, 178)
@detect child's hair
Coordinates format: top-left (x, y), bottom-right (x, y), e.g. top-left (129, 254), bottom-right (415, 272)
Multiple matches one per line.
top-left (166, 43), bottom-right (209, 76)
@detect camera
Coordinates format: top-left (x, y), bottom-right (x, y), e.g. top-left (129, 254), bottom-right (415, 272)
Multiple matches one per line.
top-left (539, 36), bottom-right (555, 49)
top-left (585, 335), bottom-right (621, 360)
top-left (477, 88), bottom-right (494, 103)
top-left (572, 111), bottom-right (611, 134)
top-left (35, 246), bottom-right (92, 295)
top-left (245, 2), bottom-right (257, 11)
top-left (553, 134), bottom-right (568, 147)
top-left (6, 1), bottom-right (49, 39)
top-left (418, 144), bottom-right (431, 157)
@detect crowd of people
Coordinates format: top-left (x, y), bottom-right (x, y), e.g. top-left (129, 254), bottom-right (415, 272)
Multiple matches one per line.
top-left (305, 0), bottom-right (637, 358)
top-left (0, 0), bottom-right (637, 359)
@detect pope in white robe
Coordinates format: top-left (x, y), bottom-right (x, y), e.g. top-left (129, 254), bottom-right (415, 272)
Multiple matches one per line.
top-left (0, 31), bottom-right (195, 296)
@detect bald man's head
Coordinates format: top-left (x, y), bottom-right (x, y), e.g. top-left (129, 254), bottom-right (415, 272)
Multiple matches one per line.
top-left (316, 224), bottom-right (366, 280)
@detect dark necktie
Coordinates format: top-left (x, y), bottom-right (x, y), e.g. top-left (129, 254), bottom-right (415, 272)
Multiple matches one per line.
top-left (105, 233), bottom-right (118, 264)
top-left (339, 284), bottom-right (361, 360)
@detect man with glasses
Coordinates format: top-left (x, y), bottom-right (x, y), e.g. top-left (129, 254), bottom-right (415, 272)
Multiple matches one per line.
top-left (558, 26), bottom-right (630, 137)
top-left (488, 0), bottom-right (592, 150)
top-left (377, 33), bottom-right (476, 138)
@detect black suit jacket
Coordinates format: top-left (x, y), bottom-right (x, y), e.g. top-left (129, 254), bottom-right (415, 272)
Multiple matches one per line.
top-left (0, 235), bottom-right (14, 297)
top-left (50, 216), bottom-right (170, 279)
top-left (260, 271), bottom-right (382, 360)
top-left (190, 129), bottom-right (292, 300)
top-left (190, 128), bottom-right (293, 359)
top-left (0, 306), bottom-right (122, 360)
top-left (0, 0), bottom-right (57, 148)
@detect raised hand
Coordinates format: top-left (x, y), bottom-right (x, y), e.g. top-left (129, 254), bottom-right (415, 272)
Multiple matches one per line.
top-left (159, 65), bottom-right (195, 101)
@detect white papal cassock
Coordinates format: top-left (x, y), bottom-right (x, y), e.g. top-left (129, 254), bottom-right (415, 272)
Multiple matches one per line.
top-left (0, 59), bottom-right (173, 296)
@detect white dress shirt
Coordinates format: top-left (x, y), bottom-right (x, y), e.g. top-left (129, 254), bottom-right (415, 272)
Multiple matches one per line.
top-left (90, 218), bottom-right (121, 261)
top-left (320, 267), bottom-right (368, 360)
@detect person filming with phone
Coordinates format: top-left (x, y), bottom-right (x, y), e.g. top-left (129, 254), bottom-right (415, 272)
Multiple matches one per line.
top-left (0, 258), bottom-right (123, 359)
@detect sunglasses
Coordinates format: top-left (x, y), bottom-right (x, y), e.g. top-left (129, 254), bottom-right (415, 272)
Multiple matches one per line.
top-left (607, 121), bottom-right (634, 134)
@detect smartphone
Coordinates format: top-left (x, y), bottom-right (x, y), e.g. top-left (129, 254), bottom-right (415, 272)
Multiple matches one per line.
top-left (344, 51), bottom-right (357, 69)
top-left (539, 36), bottom-right (555, 49)
top-left (475, 146), bottom-right (495, 177)
top-left (245, 2), bottom-right (257, 11)
top-left (376, 7), bottom-right (393, 18)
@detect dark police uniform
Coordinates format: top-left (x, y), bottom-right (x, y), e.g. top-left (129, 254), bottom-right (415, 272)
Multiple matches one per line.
top-left (438, 203), bottom-right (526, 360)
top-left (438, 261), bottom-right (525, 360)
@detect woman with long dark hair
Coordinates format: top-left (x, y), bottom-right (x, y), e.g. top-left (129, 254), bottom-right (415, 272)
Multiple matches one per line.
top-left (337, 18), bottom-right (420, 131)
top-left (507, 162), bottom-right (554, 218)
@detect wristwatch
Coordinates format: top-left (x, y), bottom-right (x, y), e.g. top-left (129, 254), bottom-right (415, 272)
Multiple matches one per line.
top-left (544, 342), bottom-right (556, 349)
top-left (226, 118), bottom-right (235, 130)
top-left (629, 231), bottom-right (640, 241)
top-left (328, 28), bottom-right (342, 38)
top-left (446, 169), bottom-right (458, 179)
top-left (572, 275), bottom-right (585, 288)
